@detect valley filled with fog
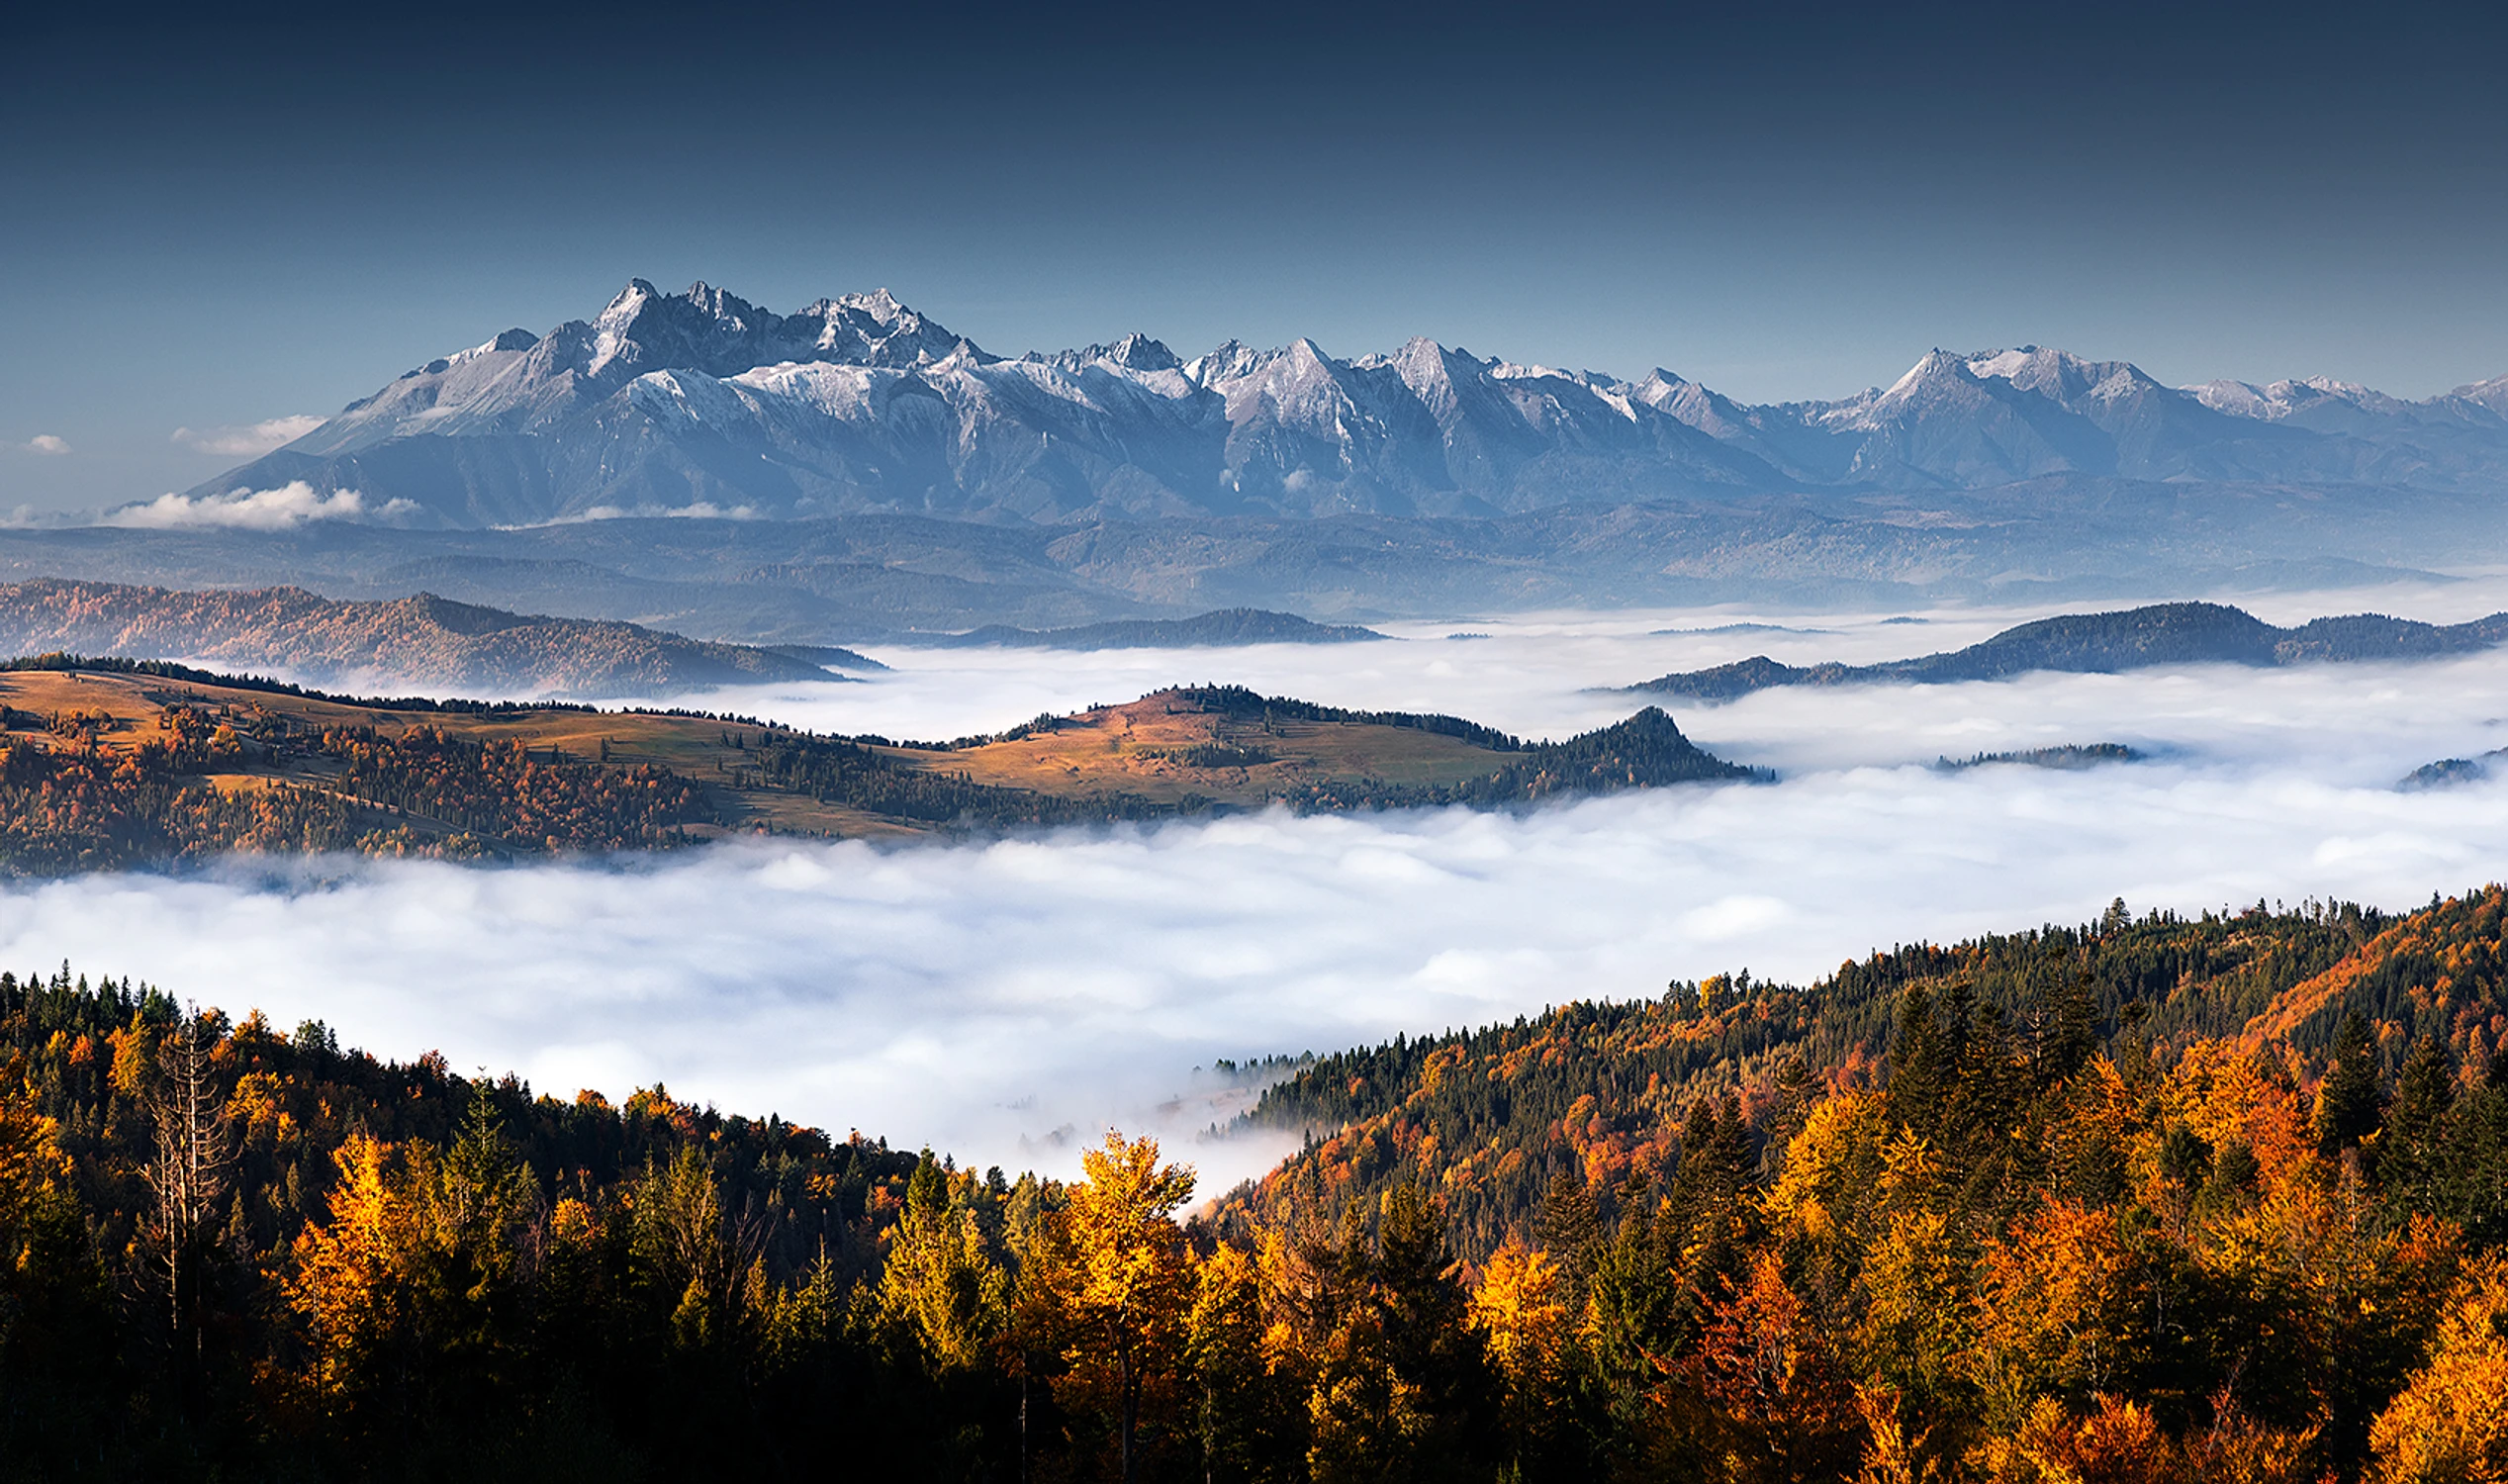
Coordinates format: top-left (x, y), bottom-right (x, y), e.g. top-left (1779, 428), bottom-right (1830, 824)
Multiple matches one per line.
top-left (7, 576), bottom-right (2506, 1191)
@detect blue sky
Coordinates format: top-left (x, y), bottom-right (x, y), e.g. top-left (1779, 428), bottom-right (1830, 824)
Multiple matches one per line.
top-left (4, 0), bottom-right (2504, 511)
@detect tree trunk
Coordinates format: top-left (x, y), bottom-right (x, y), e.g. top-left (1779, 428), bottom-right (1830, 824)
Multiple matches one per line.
top-left (1119, 1336), bottom-right (1138, 1484)
top-left (147, 1011), bottom-right (232, 1417)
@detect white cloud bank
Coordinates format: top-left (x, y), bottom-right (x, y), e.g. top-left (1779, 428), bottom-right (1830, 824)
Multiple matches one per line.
top-left (5, 589), bottom-right (2507, 1192)
top-left (171, 415), bottom-right (324, 457)
top-left (103, 481), bottom-right (417, 530)
top-left (19, 434), bottom-right (69, 455)
top-left (2, 729), bottom-right (2503, 1191)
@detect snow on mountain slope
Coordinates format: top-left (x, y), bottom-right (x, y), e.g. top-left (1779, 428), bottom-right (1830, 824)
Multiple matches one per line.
top-left (183, 282), bottom-right (2508, 528)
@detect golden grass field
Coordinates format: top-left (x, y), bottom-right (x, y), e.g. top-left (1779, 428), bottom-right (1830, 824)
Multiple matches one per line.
top-left (0, 670), bottom-right (1528, 839)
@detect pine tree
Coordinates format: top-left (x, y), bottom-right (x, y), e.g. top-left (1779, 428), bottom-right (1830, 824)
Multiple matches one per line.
top-left (2316, 1010), bottom-right (2386, 1156)
top-left (878, 1152), bottom-right (1007, 1374)
top-left (1536, 1168), bottom-right (1601, 1297)
top-left (2042, 974), bottom-right (2099, 1084)
top-left (2382, 1034), bottom-right (2455, 1204)
top-left (1888, 984), bottom-right (1949, 1136)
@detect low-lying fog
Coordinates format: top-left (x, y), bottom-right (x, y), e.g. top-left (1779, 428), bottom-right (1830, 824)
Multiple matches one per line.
top-left (9, 576), bottom-right (2508, 1192)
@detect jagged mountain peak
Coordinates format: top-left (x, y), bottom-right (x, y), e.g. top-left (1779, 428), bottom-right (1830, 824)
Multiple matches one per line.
top-left (1871, 348), bottom-right (1982, 408)
top-left (2455, 373), bottom-right (2508, 417)
top-left (1030, 331), bottom-right (1185, 377)
top-left (1099, 331), bottom-right (1180, 371)
top-left (2188, 374), bottom-right (2416, 421)
top-left (2187, 379), bottom-right (2280, 418)
top-left (1965, 345), bottom-right (2167, 407)
top-left (192, 281), bottom-right (2508, 528)
top-left (1184, 338), bottom-right (1258, 385)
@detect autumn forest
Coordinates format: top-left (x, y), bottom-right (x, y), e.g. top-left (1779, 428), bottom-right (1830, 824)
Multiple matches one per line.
top-left (2, 885), bottom-right (2506, 1481)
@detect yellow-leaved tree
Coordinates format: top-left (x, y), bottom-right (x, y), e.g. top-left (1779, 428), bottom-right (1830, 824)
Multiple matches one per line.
top-left (283, 1133), bottom-right (406, 1421)
top-left (1966, 1198), bottom-right (2141, 1431)
top-left (1471, 1238), bottom-right (1572, 1473)
top-left (281, 1093), bottom-right (535, 1440)
top-left (877, 1153), bottom-right (1007, 1374)
top-left (1855, 1129), bottom-right (1975, 1424)
top-left (0, 1063), bottom-right (114, 1459)
top-left (1056, 1130), bottom-right (1196, 1484)
top-left (1189, 1239), bottom-right (1298, 1484)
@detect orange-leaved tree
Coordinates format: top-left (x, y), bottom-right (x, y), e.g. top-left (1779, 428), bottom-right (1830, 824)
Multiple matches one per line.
top-left (1057, 1130), bottom-right (1197, 1484)
top-left (2369, 1251), bottom-right (2508, 1483)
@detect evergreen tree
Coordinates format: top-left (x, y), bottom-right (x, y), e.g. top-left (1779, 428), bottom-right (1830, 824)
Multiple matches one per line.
top-left (2316, 1009), bottom-right (2386, 1156)
top-left (1888, 983), bottom-right (1949, 1135)
top-left (2042, 973), bottom-right (2099, 1084)
top-left (1536, 1168), bottom-right (1601, 1297)
top-left (2383, 1033), bottom-right (2455, 1205)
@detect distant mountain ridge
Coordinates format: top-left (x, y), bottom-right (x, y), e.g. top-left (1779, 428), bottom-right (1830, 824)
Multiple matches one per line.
top-left (183, 280), bottom-right (2508, 529)
top-left (1628, 601), bottom-right (2508, 699)
top-left (901, 607), bottom-right (1385, 650)
top-left (0, 578), bottom-right (853, 697)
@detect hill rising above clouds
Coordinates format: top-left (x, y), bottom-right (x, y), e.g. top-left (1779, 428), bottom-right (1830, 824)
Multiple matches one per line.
top-left (0, 667), bottom-right (1751, 872)
top-left (1628, 600), bottom-right (2508, 699)
top-left (182, 280), bottom-right (2508, 529)
top-left (0, 578), bottom-right (857, 696)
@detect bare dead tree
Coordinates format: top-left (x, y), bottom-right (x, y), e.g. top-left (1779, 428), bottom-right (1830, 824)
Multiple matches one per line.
top-left (144, 1006), bottom-right (235, 1407)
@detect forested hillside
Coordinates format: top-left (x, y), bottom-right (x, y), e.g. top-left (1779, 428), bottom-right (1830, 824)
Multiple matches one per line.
top-left (0, 663), bottom-right (1754, 871)
top-left (7, 889), bottom-right (2508, 1480)
top-left (1230, 895), bottom-right (2395, 1252)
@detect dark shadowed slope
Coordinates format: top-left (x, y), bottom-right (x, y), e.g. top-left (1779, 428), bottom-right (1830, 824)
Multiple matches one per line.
top-left (1629, 601), bottom-right (2508, 699)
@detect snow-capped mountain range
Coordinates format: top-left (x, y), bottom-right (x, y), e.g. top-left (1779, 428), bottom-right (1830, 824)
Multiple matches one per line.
top-left (188, 280), bottom-right (2508, 528)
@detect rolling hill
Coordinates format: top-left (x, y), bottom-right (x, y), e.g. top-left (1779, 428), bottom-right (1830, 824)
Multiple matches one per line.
top-left (0, 661), bottom-right (1751, 872)
top-left (1225, 884), bottom-right (2502, 1259)
top-left (0, 577), bottom-right (871, 696)
top-left (1628, 600), bottom-right (2508, 699)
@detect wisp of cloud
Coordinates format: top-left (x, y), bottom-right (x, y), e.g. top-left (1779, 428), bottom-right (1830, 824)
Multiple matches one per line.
top-left (104, 480), bottom-right (418, 530)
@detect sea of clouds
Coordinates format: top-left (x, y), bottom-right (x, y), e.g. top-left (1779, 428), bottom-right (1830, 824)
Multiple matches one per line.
top-left (6, 578), bottom-right (2507, 1193)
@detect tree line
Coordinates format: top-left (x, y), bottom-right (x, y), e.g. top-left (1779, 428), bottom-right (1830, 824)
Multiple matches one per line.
top-left (9, 890), bottom-right (2508, 1480)
top-left (0, 704), bottom-right (712, 870)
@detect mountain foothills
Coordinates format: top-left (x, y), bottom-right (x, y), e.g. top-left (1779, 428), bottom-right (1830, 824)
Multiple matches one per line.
top-left (4, 494), bottom-right (2479, 639)
top-left (0, 578), bottom-right (865, 696)
top-left (0, 661), bottom-right (1747, 872)
top-left (1630, 600), bottom-right (2508, 699)
top-left (191, 280), bottom-right (2508, 528)
top-left (10, 887), bottom-right (2508, 1480)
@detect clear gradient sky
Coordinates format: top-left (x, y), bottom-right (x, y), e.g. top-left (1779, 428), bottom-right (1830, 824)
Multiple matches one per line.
top-left (4, 0), bottom-right (2504, 511)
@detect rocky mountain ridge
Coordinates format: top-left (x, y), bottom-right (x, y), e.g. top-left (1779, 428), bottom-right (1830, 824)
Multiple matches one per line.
top-left (184, 281), bottom-right (2508, 529)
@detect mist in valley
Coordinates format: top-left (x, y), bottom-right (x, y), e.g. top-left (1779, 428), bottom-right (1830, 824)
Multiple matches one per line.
top-left (4, 581), bottom-right (2503, 1189)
